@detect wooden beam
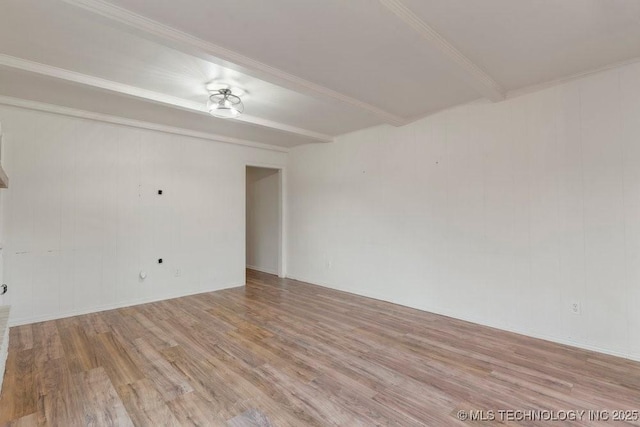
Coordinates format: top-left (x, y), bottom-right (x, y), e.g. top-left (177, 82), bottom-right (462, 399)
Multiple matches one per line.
top-left (0, 95), bottom-right (290, 153)
top-left (62, 0), bottom-right (408, 126)
top-left (379, 0), bottom-right (505, 102)
top-left (0, 54), bottom-right (333, 143)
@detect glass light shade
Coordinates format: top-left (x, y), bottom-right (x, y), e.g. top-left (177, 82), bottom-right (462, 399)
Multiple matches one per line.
top-left (207, 89), bottom-right (244, 119)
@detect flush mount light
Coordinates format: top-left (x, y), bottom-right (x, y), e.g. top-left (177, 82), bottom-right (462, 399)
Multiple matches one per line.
top-left (207, 88), bottom-right (244, 119)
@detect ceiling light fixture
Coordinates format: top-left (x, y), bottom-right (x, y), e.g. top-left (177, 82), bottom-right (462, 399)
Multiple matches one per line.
top-left (207, 88), bottom-right (244, 119)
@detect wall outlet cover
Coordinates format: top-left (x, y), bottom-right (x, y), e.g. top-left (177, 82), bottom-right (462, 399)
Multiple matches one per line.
top-left (570, 301), bottom-right (581, 315)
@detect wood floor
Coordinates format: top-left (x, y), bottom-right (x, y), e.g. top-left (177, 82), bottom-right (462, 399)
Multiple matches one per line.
top-left (1, 270), bottom-right (640, 426)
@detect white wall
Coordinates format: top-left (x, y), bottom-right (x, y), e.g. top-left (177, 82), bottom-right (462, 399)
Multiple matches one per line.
top-left (246, 167), bottom-right (280, 275)
top-left (0, 190), bottom-right (4, 308)
top-left (288, 61), bottom-right (640, 361)
top-left (0, 105), bottom-right (287, 325)
top-left (0, 123), bottom-right (5, 307)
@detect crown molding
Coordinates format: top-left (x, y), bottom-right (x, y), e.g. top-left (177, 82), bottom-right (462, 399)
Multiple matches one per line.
top-left (379, 0), bottom-right (505, 103)
top-left (61, 0), bottom-right (407, 127)
top-left (0, 54), bottom-right (333, 143)
top-left (506, 55), bottom-right (640, 99)
top-left (0, 95), bottom-right (290, 153)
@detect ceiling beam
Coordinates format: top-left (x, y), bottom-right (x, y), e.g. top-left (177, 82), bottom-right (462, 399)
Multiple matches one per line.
top-left (61, 0), bottom-right (408, 126)
top-left (0, 95), bottom-right (289, 152)
top-left (0, 54), bottom-right (333, 143)
top-left (379, 0), bottom-right (505, 102)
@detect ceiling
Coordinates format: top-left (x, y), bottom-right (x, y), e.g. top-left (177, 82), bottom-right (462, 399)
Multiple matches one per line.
top-left (1, 0), bottom-right (639, 149)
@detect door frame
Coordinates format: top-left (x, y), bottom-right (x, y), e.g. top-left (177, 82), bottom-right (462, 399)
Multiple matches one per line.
top-left (244, 162), bottom-right (286, 279)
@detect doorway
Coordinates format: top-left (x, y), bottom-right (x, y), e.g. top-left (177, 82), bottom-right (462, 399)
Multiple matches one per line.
top-left (245, 165), bottom-right (284, 278)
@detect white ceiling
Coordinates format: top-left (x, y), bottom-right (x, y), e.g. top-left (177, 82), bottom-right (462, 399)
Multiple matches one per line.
top-left (401, 0), bottom-right (640, 90)
top-left (1, 0), bottom-right (639, 149)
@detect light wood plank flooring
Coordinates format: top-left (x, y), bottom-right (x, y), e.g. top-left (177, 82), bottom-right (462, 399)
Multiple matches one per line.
top-left (1, 269), bottom-right (640, 426)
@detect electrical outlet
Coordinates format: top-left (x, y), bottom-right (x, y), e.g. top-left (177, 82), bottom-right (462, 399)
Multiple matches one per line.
top-left (570, 301), bottom-right (581, 315)
top-left (175, 269), bottom-right (182, 277)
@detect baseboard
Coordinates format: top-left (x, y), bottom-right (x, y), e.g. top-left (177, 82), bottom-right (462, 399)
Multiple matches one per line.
top-left (427, 306), bottom-right (640, 363)
top-left (8, 282), bottom-right (244, 327)
top-left (286, 273), bottom-right (640, 363)
top-left (246, 265), bottom-right (278, 275)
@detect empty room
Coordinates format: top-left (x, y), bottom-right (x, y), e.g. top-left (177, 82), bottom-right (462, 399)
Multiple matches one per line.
top-left (1, 1), bottom-right (640, 426)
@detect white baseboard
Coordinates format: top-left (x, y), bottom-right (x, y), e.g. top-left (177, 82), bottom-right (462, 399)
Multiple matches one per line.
top-left (286, 273), bottom-right (640, 363)
top-left (246, 265), bottom-right (278, 275)
top-left (426, 305), bottom-right (640, 363)
top-left (8, 282), bottom-right (243, 327)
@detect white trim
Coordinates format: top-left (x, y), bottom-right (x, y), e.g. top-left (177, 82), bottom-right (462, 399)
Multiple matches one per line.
top-left (403, 97), bottom-right (489, 125)
top-left (0, 95), bottom-right (290, 153)
top-left (8, 282), bottom-right (244, 327)
top-left (286, 273), bottom-right (640, 363)
top-left (0, 54), bottom-right (333, 143)
top-left (61, 0), bottom-right (407, 127)
top-left (506, 55), bottom-right (640, 99)
top-left (244, 162), bottom-right (287, 278)
top-left (380, 56), bottom-right (640, 124)
top-left (236, 114), bottom-right (332, 143)
top-left (379, 0), bottom-right (505, 102)
top-left (246, 265), bottom-right (278, 276)
top-left (280, 166), bottom-right (288, 278)
top-left (0, 54), bottom-right (202, 111)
